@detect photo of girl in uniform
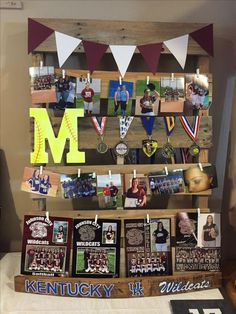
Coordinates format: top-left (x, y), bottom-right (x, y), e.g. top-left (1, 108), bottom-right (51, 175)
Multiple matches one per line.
top-left (108, 80), bottom-right (134, 116)
top-left (49, 75), bottom-right (77, 110)
top-left (29, 66), bottom-right (57, 104)
top-left (135, 80), bottom-right (160, 116)
top-left (21, 167), bottom-right (60, 197)
top-left (102, 222), bottom-right (117, 244)
top-left (198, 213), bottom-right (221, 248)
top-left (52, 221), bottom-right (69, 244)
top-left (160, 76), bottom-right (185, 113)
top-left (183, 165), bottom-right (218, 193)
top-left (150, 219), bottom-right (171, 252)
top-left (124, 174), bottom-right (150, 208)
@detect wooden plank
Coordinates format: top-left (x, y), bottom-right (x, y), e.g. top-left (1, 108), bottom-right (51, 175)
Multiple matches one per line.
top-left (14, 272), bottom-right (221, 298)
top-left (33, 19), bottom-right (210, 56)
top-left (30, 116), bottom-right (212, 149)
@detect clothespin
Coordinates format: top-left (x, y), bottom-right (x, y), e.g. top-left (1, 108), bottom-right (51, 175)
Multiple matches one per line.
top-left (78, 168), bottom-right (81, 178)
top-left (39, 165), bottom-right (43, 175)
top-left (109, 170), bottom-right (112, 179)
top-left (146, 214), bottom-right (150, 224)
top-left (197, 207), bottom-right (200, 217)
top-left (39, 61), bottom-right (43, 69)
top-left (62, 69), bottom-right (66, 79)
top-left (94, 214), bottom-right (98, 225)
top-left (171, 73), bottom-right (174, 82)
top-left (196, 68), bottom-right (200, 78)
top-left (92, 172), bottom-right (96, 178)
top-left (45, 211), bottom-right (49, 221)
top-left (119, 76), bottom-right (122, 85)
top-left (87, 72), bottom-right (90, 83)
top-left (133, 169), bottom-right (136, 178)
top-left (198, 163), bottom-right (203, 172)
top-left (164, 166), bottom-right (168, 176)
top-left (146, 76), bottom-right (150, 85)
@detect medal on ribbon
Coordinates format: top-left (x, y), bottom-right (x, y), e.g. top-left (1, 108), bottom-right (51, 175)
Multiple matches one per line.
top-left (179, 115), bottom-right (201, 156)
top-left (114, 116), bottom-right (133, 157)
top-left (162, 116), bottom-right (176, 158)
top-left (140, 116), bottom-right (158, 157)
top-left (91, 117), bottom-right (108, 153)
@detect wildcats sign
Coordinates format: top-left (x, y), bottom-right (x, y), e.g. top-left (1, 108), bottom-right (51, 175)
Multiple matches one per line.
top-left (30, 108), bottom-right (85, 164)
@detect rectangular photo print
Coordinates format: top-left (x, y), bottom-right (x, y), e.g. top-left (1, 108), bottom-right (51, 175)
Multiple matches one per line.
top-left (160, 76), bottom-right (184, 113)
top-left (124, 219), bottom-right (172, 277)
top-left (197, 213), bottom-right (221, 248)
top-left (29, 66), bottom-right (57, 104)
top-left (97, 173), bottom-right (123, 209)
top-left (21, 167), bottom-right (60, 197)
top-left (175, 247), bottom-right (221, 272)
top-left (72, 219), bottom-right (121, 277)
top-left (21, 215), bottom-right (73, 276)
top-left (185, 74), bottom-right (211, 110)
top-left (123, 174), bottom-right (150, 209)
top-left (76, 78), bottom-right (101, 115)
top-left (176, 212), bottom-right (198, 247)
top-left (149, 170), bottom-right (185, 195)
top-left (48, 74), bottom-right (77, 110)
top-left (108, 80), bottom-right (134, 116)
top-left (183, 165), bottom-right (218, 193)
top-left (60, 172), bottom-right (96, 199)
top-left (135, 80), bottom-right (160, 116)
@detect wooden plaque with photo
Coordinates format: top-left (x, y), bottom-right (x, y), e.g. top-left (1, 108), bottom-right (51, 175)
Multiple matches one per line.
top-left (124, 219), bottom-right (172, 277)
top-left (21, 215), bottom-right (73, 276)
top-left (72, 219), bottom-right (121, 278)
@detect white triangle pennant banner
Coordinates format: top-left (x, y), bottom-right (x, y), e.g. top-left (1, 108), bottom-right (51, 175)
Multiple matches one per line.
top-left (164, 34), bottom-right (189, 69)
top-left (55, 31), bottom-right (82, 67)
top-left (110, 45), bottom-right (136, 77)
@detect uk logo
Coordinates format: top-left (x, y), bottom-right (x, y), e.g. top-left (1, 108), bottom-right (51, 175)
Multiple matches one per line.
top-left (128, 282), bottom-right (144, 296)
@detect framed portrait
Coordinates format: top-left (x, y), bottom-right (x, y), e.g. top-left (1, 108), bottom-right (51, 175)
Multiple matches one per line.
top-left (124, 219), bottom-right (172, 277)
top-left (21, 215), bottom-right (73, 276)
top-left (72, 219), bottom-right (121, 277)
top-left (21, 167), bottom-right (60, 197)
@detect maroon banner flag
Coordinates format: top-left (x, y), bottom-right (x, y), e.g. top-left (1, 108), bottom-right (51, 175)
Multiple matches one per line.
top-left (28, 18), bottom-right (54, 54)
top-left (190, 24), bottom-right (213, 57)
top-left (137, 43), bottom-right (162, 74)
top-left (82, 40), bottom-right (109, 73)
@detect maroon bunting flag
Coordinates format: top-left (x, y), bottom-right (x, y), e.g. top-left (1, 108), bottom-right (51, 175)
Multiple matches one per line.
top-left (82, 40), bottom-right (109, 73)
top-left (190, 24), bottom-right (213, 57)
top-left (137, 43), bottom-right (162, 74)
top-left (28, 18), bottom-right (54, 54)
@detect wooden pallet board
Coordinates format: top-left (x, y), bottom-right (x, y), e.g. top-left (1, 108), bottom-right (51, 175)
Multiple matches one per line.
top-left (33, 19), bottom-right (210, 56)
top-left (14, 272), bottom-right (222, 298)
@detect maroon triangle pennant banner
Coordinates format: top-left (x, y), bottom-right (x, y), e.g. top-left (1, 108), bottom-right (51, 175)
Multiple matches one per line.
top-left (137, 43), bottom-right (162, 74)
top-left (190, 24), bottom-right (213, 57)
top-left (82, 40), bottom-right (109, 73)
top-left (28, 18), bottom-right (54, 54)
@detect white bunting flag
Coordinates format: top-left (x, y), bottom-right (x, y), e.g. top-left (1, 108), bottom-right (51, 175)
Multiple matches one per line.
top-left (110, 45), bottom-right (136, 77)
top-left (164, 34), bottom-right (189, 69)
top-left (55, 31), bottom-right (82, 67)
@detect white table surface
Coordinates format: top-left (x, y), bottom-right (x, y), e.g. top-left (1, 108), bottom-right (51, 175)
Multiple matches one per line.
top-left (0, 252), bottom-right (224, 314)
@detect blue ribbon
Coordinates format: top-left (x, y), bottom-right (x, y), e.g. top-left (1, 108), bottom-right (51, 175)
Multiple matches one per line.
top-left (140, 116), bottom-right (155, 136)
